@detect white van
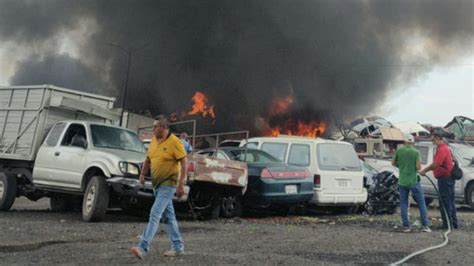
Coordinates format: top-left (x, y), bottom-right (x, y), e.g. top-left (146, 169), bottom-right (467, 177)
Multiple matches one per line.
top-left (241, 136), bottom-right (367, 207)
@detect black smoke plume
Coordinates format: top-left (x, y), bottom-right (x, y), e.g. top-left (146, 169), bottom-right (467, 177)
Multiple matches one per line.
top-left (1, 0), bottom-right (472, 134)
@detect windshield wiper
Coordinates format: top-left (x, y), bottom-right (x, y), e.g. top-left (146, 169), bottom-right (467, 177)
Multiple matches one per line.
top-left (96, 145), bottom-right (145, 153)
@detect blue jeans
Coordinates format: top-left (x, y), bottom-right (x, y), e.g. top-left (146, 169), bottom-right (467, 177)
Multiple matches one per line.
top-left (438, 176), bottom-right (458, 228)
top-left (138, 186), bottom-right (184, 253)
top-left (399, 182), bottom-right (430, 227)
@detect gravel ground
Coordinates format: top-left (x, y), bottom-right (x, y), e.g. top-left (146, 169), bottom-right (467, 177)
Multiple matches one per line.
top-left (1, 197), bottom-right (473, 265)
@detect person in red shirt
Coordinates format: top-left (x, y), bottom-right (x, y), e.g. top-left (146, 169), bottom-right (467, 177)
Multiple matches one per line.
top-left (420, 133), bottom-right (458, 229)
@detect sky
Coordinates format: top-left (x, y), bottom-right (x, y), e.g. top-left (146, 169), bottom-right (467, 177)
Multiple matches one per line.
top-left (1, 1), bottom-right (473, 137)
top-left (382, 56), bottom-right (474, 126)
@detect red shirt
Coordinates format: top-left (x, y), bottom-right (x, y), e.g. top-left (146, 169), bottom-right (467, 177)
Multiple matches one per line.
top-left (433, 143), bottom-right (453, 178)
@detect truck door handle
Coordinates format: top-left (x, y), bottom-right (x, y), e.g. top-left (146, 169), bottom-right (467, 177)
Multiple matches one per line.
top-left (54, 151), bottom-right (60, 156)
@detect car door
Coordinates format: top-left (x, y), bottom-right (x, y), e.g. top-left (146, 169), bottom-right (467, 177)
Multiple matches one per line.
top-left (315, 143), bottom-right (364, 195)
top-left (33, 122), bottom-right (87, 190)
top-left (33, 122), bottom-right (67, 187)
top-left (56, 123), bottom-right (88, 189)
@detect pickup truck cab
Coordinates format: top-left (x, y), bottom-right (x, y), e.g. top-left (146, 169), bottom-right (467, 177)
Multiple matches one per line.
top-left (241, 136), bottom-right (367, 209)
top-left (415, 141), bottom-right (474, 208)
top-left (1, 120), bottom-right (148, 221)
top-left (362, 141), bottom-right (474, 209)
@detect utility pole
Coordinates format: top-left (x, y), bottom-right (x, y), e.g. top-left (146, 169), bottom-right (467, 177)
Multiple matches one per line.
top-left (109, 42), bottom-right (149, 127)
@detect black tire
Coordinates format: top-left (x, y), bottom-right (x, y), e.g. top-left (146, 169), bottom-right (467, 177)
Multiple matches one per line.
top-left (0, 172), bottom-right (17, 211)
top-left (189, 185), bottom-right (220, 220)
top-left (276, 206), bottom-right (291, 216)
top-left (466, 183), bottom-right (474, 210)
top-left (50, 195), bottom-right (72, 212)
top-left (344, 205), bottom-right (359, 215)
top-left (82, 176), bottom-right (110, 222)
top-left (424, 198), bottom-right (434, 207)
top-left (220, 190), bottom-right (242, 218)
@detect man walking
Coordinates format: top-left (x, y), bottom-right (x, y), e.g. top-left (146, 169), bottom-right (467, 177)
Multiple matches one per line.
top-left (392, 134), bottom-right (431, 232)
top-left (420, 133), bottom-right (458, 229)
top-left (130, 115), bottom-right (187, 259)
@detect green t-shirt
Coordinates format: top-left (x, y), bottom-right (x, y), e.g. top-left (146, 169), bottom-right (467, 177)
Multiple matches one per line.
top-left (393, 145), bottom-right (421, 187)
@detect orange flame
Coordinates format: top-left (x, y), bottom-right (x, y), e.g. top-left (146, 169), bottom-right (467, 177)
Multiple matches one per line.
top-left (267, 120), bottom-right (326, 138)
top-left (187, 91), bottom-right (216, 122)
top-left (270, 95), bottom-right (293, 116)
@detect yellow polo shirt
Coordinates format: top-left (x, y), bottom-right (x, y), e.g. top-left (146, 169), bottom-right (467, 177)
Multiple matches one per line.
top-left (147, 133), bottom-right (186, 187)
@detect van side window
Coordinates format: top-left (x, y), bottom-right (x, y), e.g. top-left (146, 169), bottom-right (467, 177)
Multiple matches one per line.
top-left (288, 144), bottom-right (310, 166)
top-left (45, 123), bottom-right (66, 146)
top-left (354, 143), bottom-right (367, 153)
top-left (415, 146), bottom-right (429, 164)
top-left (261, 143), bottom-right (288, 161)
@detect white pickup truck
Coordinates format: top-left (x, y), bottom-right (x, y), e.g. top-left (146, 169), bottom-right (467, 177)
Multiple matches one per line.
top-left (364, 141), bottom-right (474, 209)
top-left (0, 85), bottom-right (153, 221)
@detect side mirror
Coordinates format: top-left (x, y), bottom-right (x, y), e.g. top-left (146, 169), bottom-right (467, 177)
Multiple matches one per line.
top-left (71, 135), bottom-right (87, 149)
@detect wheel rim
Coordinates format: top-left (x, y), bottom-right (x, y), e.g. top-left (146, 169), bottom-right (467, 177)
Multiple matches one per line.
top-left (0, 180), bottom-right (4, 200)
top-left (85, 185), bottom-right (96, 213)
top-left (221, 195), bottom-right (236, 214)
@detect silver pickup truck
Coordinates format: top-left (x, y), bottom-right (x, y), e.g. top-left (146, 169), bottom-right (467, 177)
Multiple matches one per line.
top-left (364, 141), bottom-right (474, 209)
top-left (0, 85), bottom-right (154, 221)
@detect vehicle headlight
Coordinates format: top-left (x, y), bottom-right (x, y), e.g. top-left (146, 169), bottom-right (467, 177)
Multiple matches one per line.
top-left (119, 162), bottom-right (140, 175)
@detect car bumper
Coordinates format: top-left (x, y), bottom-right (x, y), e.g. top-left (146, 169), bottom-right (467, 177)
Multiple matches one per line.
top-left (106, 177), bottom-right (189, 202)
top-left (309, 188), bottom-right (368, 206)
top-left (245, 179), bottom-right (314, 205)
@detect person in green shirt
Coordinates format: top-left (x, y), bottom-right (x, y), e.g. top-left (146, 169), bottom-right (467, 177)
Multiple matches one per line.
top-left (392, 134), bottom-right (431, 232)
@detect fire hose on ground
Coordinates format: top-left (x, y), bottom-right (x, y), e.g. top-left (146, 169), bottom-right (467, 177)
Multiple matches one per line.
top-left (390, 173), bottom-right (452, 265)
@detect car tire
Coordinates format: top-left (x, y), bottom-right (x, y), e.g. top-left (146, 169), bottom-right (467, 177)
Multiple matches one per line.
top-left (50, 194), bottom-right (73, 212)
top-left (344, 205), bottom-right (359, 215)
top-left (82, 176), bottom-right (110, 222)
top-left (189, 185), bottom-right (221, 220)
top-left (0, 172), bottom-right (17, 211)
top-left (220, 190), bottom-right (242, 218)
top-left (466, 183), bottom-right (474, 210)
top-left (424, 198), bottom-right (434, 207)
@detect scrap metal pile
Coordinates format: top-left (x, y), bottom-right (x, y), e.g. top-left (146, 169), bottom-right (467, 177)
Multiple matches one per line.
top-left (363, 171), bottom-right (399, 215)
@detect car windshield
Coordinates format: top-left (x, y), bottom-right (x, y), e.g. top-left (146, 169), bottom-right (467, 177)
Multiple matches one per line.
top-left (91, 125), bottom-right (146, 153)
top-left (317, 143), bottom-right (362, 171)
top-left (228, 149), bottom-right (280, 163)
top-left (454, 146), bottom-right (474, 165)
top-left (362, 160), bottom-right (378, 174)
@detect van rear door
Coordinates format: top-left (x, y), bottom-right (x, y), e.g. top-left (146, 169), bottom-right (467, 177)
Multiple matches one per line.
top-left (316, 143), bottom-right (364, 194)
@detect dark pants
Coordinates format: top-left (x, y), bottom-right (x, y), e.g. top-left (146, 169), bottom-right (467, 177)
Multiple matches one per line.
top-left (437, 176), bottom-right (458, 228)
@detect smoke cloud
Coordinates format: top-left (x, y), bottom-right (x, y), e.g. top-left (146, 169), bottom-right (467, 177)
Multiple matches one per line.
top-left (1, 0), bottom-right (472, 134)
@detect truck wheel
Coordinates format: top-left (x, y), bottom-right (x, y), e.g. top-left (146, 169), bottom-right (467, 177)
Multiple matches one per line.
top-left (82, 176), bottom-right (110, 222)
top-left (466, 183), bottom-right (474, 210)
top-left (220, 190), bottom-right (242, 218)
top-left (50, 194), bottom-right (73, 212)
top-left (0, 172), bottom-right (17, 211)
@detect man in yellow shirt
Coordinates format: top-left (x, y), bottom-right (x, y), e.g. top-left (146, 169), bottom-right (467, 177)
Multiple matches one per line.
top-left (131, 115), bottom-right (187, 259)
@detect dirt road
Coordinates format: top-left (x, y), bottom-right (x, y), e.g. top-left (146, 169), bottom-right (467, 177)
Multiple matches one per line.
top-left (1, 197), bottom-right (473, 264)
